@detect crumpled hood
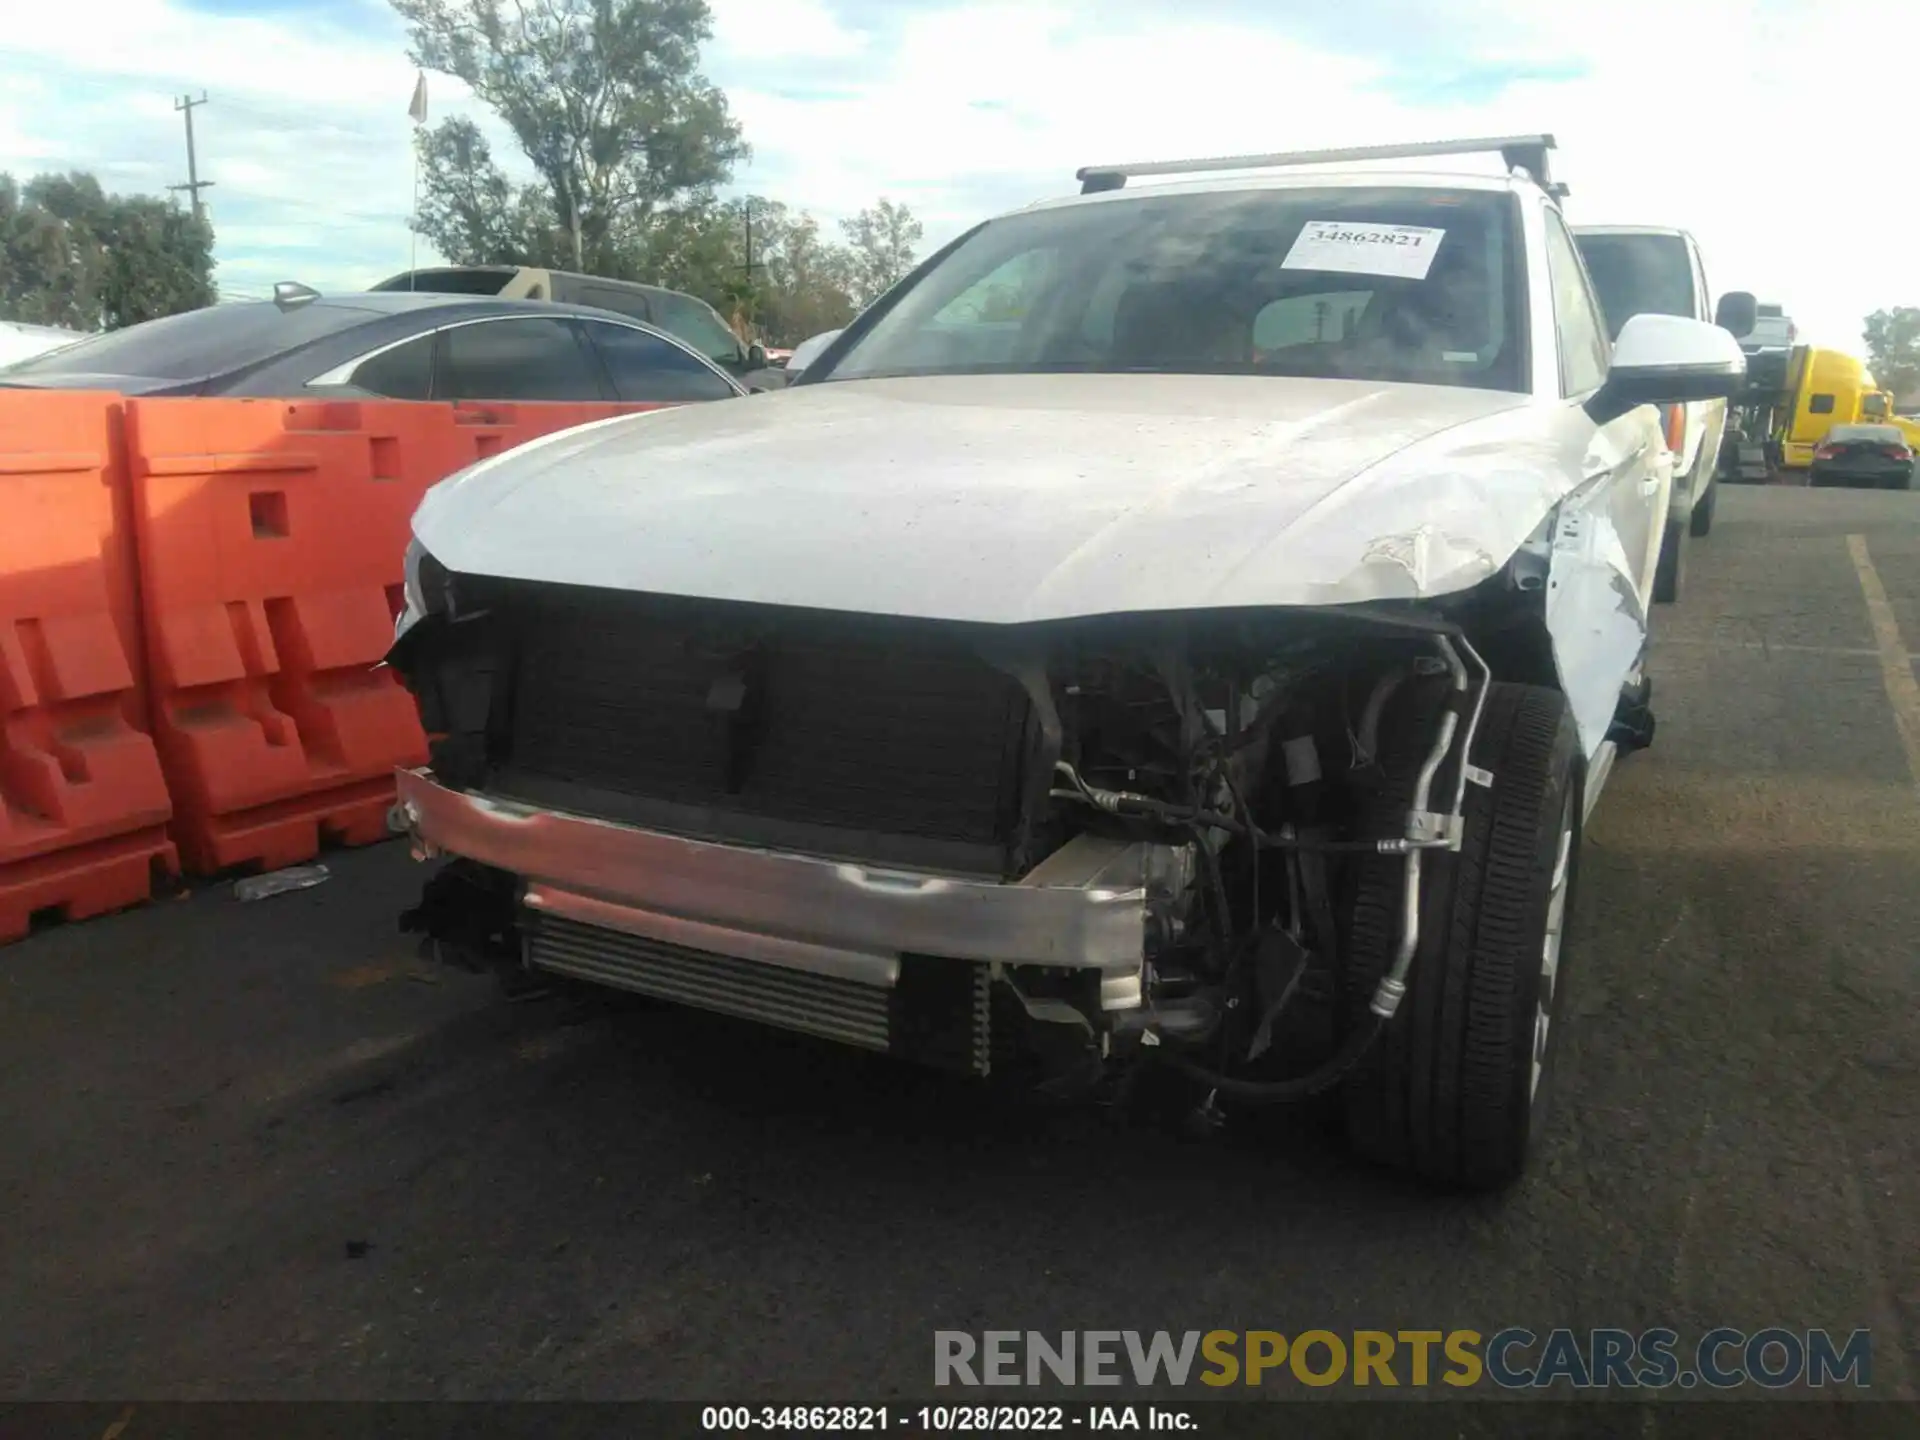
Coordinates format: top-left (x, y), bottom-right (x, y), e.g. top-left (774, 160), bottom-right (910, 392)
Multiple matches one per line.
top-left (412, 372), bottom-right (1565, 623)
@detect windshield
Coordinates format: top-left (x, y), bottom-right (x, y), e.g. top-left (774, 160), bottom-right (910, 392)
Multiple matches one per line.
top-left (820, 186), bottom-right (1525, 392)
top-left (1828, 425), bottom-right (1903, 443)
top-left (1574, 233), bottom-right (1697, 341)
top-left (3, 301), bottom-right (377, 382)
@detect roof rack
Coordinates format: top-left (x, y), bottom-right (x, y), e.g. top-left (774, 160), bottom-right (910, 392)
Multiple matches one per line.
top-left (1075, 134), bottom-right (1564, 197)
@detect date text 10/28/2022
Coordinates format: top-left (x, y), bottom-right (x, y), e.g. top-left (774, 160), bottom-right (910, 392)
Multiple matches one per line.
top-left (702, 1407), bottom-right (1195, 1432)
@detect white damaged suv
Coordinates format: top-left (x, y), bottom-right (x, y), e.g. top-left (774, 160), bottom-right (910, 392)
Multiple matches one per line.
top-left (389, 136), bottom-right (1745, 1189)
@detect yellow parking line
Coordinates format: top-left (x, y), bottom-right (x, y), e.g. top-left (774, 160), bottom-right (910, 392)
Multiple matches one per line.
top-left (1847, 534), bottom-right (1920, 791)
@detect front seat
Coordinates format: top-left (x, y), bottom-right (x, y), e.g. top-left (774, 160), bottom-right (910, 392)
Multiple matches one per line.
top-left (1348, 267), bottom-right (1489, 368)
top-left (1110, 284), bottom-right (1245, 368)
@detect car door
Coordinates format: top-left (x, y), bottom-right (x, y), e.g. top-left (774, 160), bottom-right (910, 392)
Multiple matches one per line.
top-left (430, 316), bottom-right (611, 402)
top-left (1543, 205), bottom-right (1667, 607)
top-left (578, 320), bottom-right (744, 404)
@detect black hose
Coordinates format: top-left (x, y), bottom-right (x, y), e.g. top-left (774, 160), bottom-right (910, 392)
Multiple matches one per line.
top-left (1166, 1012), bottom-right (1385, 1103)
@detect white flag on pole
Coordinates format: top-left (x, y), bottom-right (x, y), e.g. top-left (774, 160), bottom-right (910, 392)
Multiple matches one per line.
top-left (408, 71), bottom-right (428, 125)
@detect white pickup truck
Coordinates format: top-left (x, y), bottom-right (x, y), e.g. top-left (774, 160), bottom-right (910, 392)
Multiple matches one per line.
top-left (1573, 225), bottom-right (1742, 604)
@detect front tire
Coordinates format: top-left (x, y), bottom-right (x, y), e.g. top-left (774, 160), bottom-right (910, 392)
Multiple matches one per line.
top-left (1652, 516), bottom-right (1686, 604)
top-left (1341, 681), bottom-right (1583, 1190)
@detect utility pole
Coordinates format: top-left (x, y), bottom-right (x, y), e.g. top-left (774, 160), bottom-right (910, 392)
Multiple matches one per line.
top-left (168, 93), bottom-right (214, 221)
top-left (737, 201), bottom-right (766, 341)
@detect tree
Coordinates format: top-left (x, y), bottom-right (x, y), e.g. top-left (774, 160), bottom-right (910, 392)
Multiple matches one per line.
top-left (710, 199), bottom-right (857, 344)
top-left (631, 195), bottom-right (859, 344)
top-left (0, 171), bottom-right (214, 331)
top-left (1864, 307), bottom-right (1920, 403)
top-left (88, 196), bottom-right (218, 330)
top-left (410, 118), bottom-right (569, 267)
top-left (1, 175), bottom-right (87, 327)
top-left (760, 210), bottom-right (857, 343)
top-left (393, 0), bottom-right (747, 276)
top-left (839, 198), bottom-right (923, 307)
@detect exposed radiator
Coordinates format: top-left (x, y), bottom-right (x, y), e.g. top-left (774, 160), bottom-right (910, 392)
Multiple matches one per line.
top-left (528, 913), bottom-right (894, 1053)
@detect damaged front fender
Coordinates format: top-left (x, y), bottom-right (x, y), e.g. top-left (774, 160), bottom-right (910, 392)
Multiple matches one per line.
top-left (1539, 484), bottom-right (1651, 759)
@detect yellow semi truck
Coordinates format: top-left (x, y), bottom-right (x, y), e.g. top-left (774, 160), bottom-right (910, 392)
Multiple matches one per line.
top-left (1722, 339), bottom-right (1897, 477)
top-left (1777, 348), bottom-right (1876, 469)
top-left (1860, 389), bottom-right (1920, 451)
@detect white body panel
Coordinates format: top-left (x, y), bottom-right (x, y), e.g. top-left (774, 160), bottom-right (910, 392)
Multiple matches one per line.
top-left (408, 169), bottom-right (1689, 763)
top-left (418, 374), bottom-right (1553, 618)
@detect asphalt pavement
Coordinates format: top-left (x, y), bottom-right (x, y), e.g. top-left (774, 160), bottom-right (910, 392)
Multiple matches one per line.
top-left (2, 484), bottom-right (1917, 1419)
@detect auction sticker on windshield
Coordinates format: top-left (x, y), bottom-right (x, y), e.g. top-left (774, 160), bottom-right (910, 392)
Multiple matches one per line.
top-left (1282, 222), bottom-right (1446, 280)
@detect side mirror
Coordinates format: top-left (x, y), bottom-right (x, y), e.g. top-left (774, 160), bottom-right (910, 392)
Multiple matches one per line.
top-left (1713, 291), bottom-right (1758, 338)
top-left (1589, 313), bottom-right (1747, 423)
top-left (785, 328), bottom-right (845, 378)
top-left (746, 341), bottom-right (768, 370)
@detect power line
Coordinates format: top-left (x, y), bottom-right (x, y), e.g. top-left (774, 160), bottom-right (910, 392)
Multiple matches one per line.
top-left (167, 93), bottom-right (214, 221)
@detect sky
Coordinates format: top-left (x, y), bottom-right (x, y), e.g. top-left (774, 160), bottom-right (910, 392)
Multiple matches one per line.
top-left (1, 0), bottom-right (1912, 351)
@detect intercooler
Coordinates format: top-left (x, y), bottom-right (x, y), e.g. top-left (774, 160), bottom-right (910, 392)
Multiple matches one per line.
top-left (485, 583), bottom-right (1037, 874)
top-left (524, 909), bottom-right (995, 1075)
top-left (527, 911), bottom-right (895, 1051)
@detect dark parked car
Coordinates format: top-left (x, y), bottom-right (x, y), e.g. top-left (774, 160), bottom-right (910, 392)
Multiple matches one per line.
top-left (0, 291), bottom-right (748, 405)
top-left (1810, 424), bottom-right (1914, 490)
top-left (370, 266), bottom-right (791, 391)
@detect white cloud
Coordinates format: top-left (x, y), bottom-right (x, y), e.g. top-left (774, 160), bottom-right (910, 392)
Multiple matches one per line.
top-left (707, 0), bottom-right (869, 62)
top-left (720, 0), bottom-right (1920, 351)
top-left (0, 0), bottom-right (1913, 351)
top-left (0, 0), bottom-right (518, 295)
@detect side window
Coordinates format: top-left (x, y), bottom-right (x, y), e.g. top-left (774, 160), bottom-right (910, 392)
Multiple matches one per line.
top-left (575, 285), bottom-right (653, 325)
top-left (433, 318), bottom-right (606, 402)
top-left (347, 333), bottom-right (434, 399)
top-left (649, 291), bottom-right (746, 368)
top-left (1810, 394), bottom-right (1836, 415)
top-left (584, 322), bottom-right (738, 403)
top-left (1542, 210), bottom-right (1610, 396)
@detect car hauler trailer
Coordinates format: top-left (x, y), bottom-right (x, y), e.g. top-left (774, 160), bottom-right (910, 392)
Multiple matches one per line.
top-left (1719, 321), bottom-right (1882, 482)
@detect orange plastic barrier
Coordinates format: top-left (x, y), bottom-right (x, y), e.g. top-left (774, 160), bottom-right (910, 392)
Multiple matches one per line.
top-left (1, 392), bottom-right (177, 942)
top-left (124, 397), bottom-right (660, 875)
top-left (444, 397), bottom-right (670, 469)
